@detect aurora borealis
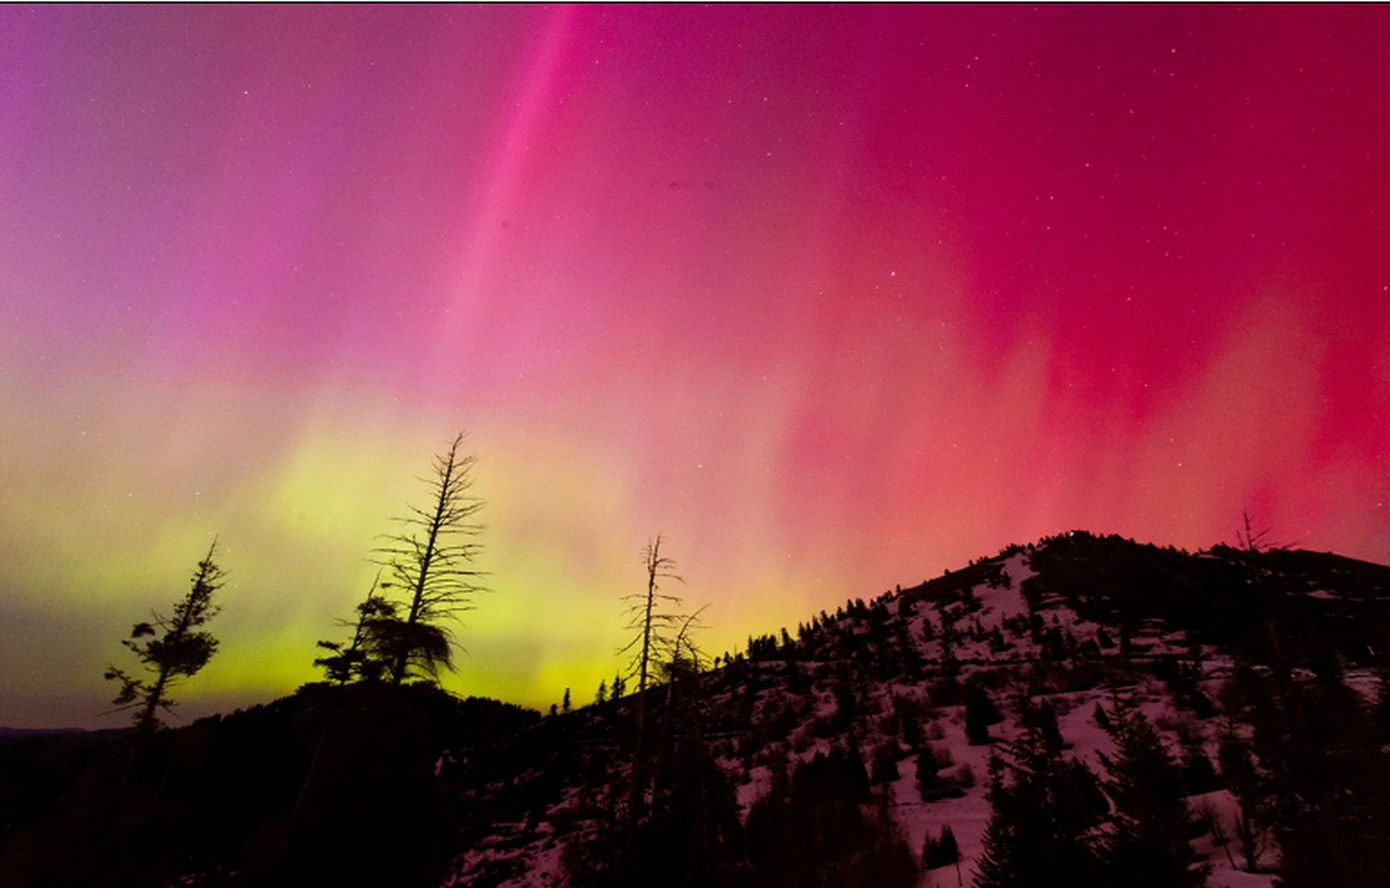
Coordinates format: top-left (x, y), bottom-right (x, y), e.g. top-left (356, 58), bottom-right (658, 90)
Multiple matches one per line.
top-left (2, 5), bottom-right (1387, 728)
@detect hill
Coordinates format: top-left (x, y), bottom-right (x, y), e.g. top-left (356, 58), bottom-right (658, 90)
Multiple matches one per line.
top-left (3, 532), bottom-right (1388, 887)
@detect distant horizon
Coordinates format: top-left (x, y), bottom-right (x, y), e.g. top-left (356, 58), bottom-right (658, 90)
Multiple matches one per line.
top-left (3, 5), bottom-right (1387, 729)
top-left (5, 526), bottom-right (1382, 732)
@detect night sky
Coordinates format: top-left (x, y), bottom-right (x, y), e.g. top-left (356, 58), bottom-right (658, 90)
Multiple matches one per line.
top-left (2, 6), bottom-right (1387, 727)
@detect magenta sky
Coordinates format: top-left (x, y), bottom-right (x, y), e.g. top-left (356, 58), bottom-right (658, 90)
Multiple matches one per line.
top-left (2, 5), bottom-right (1387, 726)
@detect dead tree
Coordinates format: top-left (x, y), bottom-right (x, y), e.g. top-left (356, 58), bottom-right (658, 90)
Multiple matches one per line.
top-left (618, 534), bottom-right (685, 861)
top-left (373, 433), bottom-right (486, 685)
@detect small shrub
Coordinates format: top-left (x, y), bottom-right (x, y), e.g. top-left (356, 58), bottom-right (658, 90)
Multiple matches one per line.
top-left (952, 762), bottom-right (975, 788)
top-left (923, 824), bottom-right (960, 868)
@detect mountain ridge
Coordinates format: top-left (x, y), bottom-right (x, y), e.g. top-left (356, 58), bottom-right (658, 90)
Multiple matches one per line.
top-left (3, 531), bottom-right (1388, 887)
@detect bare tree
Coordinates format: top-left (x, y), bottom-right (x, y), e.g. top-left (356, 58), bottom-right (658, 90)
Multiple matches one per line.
top-left (373, 433), bottom-right (486, 685)
top-left (1236, 508), bottom-right (1275, 554)
top-left (620, 535), bottom-right (685, 700)
top-left (105, 541), bottom-right (224, 731)
top-left (618, 534), bottom-right (685, 854)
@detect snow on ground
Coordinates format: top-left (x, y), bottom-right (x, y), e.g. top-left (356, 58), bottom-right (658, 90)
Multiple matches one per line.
top-left (872, 668), bottom-right (1272, 888)
top-left (737, 764), bottom-right (772, 815)
top-left (439, 541), bottom-right (1316, 886)
top-left (1190, 789), bottom-right (1278, 888)
top-left (972, 552), bottom-right (1033, 625)
top-left (881, 701), bottom-right (992, 888)
top-left (1344, 668), bottom-right (1383, 704)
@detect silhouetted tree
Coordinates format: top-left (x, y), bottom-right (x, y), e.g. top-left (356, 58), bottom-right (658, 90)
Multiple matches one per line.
top-left (105, 541), bottom-right (224, 732)
top-left (658, 607), bottom-right (709, 733)
top-left (1017, 696), bottom-right (1064, 751)
top-left (1216, 731), bottom-right (1269, 873)
top-left (595, 679), bottom-right (608, 705)
top-left (1181, 744), bottom-right (1222, 795)
top-left (314, 571), bottom-right (395, 683)
top-left (618, 534), bottom-right (685, 865)
top-left (923, 824), bottom-right (960, 869)
top-left (746, 748), bottom-right (914, 887)
top-left (624, 735), bottom-right (743, 888)
top-left (965, 682), bottom-right (1003, 745)
top-left (1097, 704), bottom-right (1207, 887)
top-left (976, 709), bottom-right (1108, 888)
top-left (372, 433), bottom-right (485, 685)
top-left (1244, 667), bottom-right (1390, 887)
top-left (562, 687), bottom-right (572, 714)
top-left (870, 742), bottom-right (901, 784)
top-left (940, 606), bottom-right (960, 676)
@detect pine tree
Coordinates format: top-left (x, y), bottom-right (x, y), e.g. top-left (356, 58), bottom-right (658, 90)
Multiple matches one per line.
top-left (373, 433), bottom-right (485, 685)
top-left (595, 678), bottom-right (608, 705)
top-left (105, 542), bottom-right (225, 732)
top-left (965, 682), bottom-right (1003, 745)
top-left (1096, 704), bottom-right (1207, 888)
top-left (314, 572), bottom-right (395, 683)
top-left (1216, 730), bottom-right (1269, 873)
top-left (1017, 696), bottom-right (1064, 750)
top-left (1244, 667), bottom-right (1390, 887)
top-left (1180, 745), bottom-right (1222, 795)
top-left (975, 712), bottom-right (1107, 888)
top-left (870, 742), bottom-right (900, 784)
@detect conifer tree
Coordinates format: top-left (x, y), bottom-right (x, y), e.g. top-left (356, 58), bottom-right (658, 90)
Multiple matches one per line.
top-left (1018, 696), bottom-right (1064, 750)
top-left (924, 824), bottom-right (960, 868)
top-left (871, 742), bottom-right (900, 784)
top-left (105, 541), bottom-right (225, 732)
top-left (314, 572), bottom-right (395, 683)
top-left (372, 433), bottom-right (485, 685)
top-left (1096, 704), bottom-right (1208, 887)
top-left (1216, 731), bottom-right (1269, 873)
top-left (965, 682), bottom-right (1003, 744)
top-left (976, 704), bottom-right (1107, 888)
top-left (1242, 666), bottom-right (1390, 887)
top-left (1180, 744), bottom-right (1222, 795)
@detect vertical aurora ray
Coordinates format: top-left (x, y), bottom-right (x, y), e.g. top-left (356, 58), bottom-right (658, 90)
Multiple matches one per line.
top-left (0, 5), bottom-right (1386, 727)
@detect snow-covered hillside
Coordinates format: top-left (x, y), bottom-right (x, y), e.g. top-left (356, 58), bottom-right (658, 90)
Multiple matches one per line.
top-left (440, 533), bottom-right (1390, 887)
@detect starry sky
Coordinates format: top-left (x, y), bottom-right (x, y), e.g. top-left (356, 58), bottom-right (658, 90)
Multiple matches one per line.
top-left (2, 5), bottom-right (1387, 727)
